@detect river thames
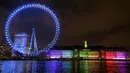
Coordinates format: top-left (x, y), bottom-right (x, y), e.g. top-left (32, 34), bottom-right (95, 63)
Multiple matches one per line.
top-left (0, 60), bottom-right (130, 73)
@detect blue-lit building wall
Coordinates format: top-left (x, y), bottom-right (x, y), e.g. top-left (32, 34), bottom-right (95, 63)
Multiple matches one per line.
top-left (13, 33), bottom-right (27, 55)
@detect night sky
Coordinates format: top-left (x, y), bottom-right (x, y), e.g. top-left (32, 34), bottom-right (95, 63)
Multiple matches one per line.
top-left (0, 0), bottom-right (130, 48)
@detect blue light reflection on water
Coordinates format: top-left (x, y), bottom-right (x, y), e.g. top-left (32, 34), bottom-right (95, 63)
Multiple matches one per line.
top-left (1, 60), bottom-right (26, 73)
top-left (0, 60), bottom-right (130, 73)
top-left (43, 60), bottom-right (61, 73)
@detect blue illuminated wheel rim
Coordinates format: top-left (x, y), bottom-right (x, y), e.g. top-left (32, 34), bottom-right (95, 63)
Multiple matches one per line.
top-left (5, 3), bottom-right (60, 56)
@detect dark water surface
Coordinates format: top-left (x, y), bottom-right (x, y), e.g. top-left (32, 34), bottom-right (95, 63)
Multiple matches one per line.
top-left (0, 60), bottom-right (130, 73)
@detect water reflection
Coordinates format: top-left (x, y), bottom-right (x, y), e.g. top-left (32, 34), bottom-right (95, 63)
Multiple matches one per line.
top-left (1, 61), bottom-right (26, 73)
top-left (80, 60), bottom-right (100, 73)
top-left (106, 61), bottom-right (127, 73)
top-left (43, 60), bottom-right (61, 73)
top-left (62, 61), bottom-right (73, 73)
top-left (0, 60), bottom-right (130, 73)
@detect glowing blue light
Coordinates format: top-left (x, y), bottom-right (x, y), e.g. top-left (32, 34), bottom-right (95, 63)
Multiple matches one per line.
top-left (5, 3), bottom-right (60, 56)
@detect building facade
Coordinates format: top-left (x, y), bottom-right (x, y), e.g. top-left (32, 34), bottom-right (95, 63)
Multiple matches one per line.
top-left (45, 45), bottom-right (129, 60)
top-left (13, 33), bottom-right (28, 56)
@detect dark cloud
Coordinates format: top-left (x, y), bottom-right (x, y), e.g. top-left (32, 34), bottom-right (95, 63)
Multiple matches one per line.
top-left (0, 7), bottom-right (8, 43)
top-left (57, 0), bottom-right (130, 47)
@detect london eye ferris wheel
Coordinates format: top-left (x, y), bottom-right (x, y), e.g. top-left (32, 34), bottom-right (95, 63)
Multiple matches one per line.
top-left (5, 3), bottom-right (60, 56)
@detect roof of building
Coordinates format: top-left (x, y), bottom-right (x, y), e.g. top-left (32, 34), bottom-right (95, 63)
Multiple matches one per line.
top-left (51, 45), bottom-right (128, 51)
